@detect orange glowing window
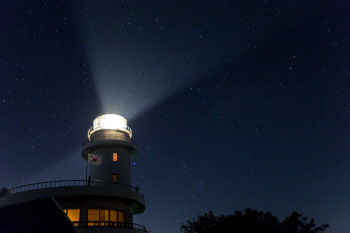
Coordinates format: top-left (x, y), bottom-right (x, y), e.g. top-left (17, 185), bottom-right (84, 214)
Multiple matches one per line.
top-left (113, 153), bottom-right (118, 161)
top-left (110, 210), bottom-right (117, 222)
top-left (99, 209), bottom-right (109, 226)
top-left (63, 208), bottom-right (80, 226)
top-left (87, 209), bottom-right (124, 227)
top-left (118, 211), bottom-right (124, 222)
top-left (88, 209), bottom-right (99, 226)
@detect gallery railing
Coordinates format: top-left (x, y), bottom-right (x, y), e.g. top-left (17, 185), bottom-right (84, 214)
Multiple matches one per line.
top-left (82, 134), bottom-right (137, 148)
top-left (73, 221), bottom-right (147, 231)
top-left (8, 180), bottom-right (144, 197)
top-left (88, 125), bottom-right (132, 138)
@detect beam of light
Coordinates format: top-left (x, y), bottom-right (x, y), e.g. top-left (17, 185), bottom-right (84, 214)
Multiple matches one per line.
top-left (72, 2), bottom-right (266, 120)
top-left (22, 149), bottom-right (85, 186)
top-left (73, 1), bottom-right (275, 120)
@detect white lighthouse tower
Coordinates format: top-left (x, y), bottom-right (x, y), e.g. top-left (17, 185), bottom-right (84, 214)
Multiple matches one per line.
top-left (0, 114), bottom-right (146, 232)
top-left (82, 114), bottom-right (137, 186)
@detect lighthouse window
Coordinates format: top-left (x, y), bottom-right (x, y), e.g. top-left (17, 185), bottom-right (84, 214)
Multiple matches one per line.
top-left (110, 211), bottom-right (124, 226)
top-left (63, 208), bottom-right (80, 225)
top-left (113, 153), bottom-right (118, 161)
top-left (118, 211), bottom-right (125, 222)
top-left (88, 209), bottom-right (124, 226)
top-left (110, 210), bottom-right (117, 222)
top-left (99, 209), bottom-right (109, 226)
top-left (113, 174), bottom-right (118, 183)
top-left (100, 209), bottom-right (109, 220)
top-left (88, 209), bottom-right (99, 226)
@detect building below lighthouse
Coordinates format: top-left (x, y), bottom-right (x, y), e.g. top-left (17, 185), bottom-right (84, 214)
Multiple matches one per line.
top-left (0, 114), bottom-right (147, 233)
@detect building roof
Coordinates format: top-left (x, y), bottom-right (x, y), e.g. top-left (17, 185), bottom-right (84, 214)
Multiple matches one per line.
top-left (0, 197), bottom-right (77, 233)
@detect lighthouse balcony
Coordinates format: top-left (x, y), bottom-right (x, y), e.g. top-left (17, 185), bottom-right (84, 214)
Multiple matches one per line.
top-left (83, 134), bottom-right (137, 148)
top-left (73, 222), bottom-right (147, 232)
top-left (88, 125), bottom-right (132, 140)
top-left (0, 180), bottom-right (145, 214)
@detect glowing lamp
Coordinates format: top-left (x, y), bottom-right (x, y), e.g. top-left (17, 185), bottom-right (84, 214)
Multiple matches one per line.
top-left (88, 114), bottom-right (132, 140)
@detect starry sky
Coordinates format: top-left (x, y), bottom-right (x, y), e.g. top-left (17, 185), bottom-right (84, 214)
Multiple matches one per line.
top-left (1, 1), bottom-right (350, 233)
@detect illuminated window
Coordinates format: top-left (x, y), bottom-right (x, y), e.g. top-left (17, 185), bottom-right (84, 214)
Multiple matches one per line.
top-left (113, 174), bottom-right (118, 183)
top-left (88, 209), bottom-right (124, 226)
top-left (117, 211), bottom-right (125, 227)
top-left (113, 153), bottom-right (118, 161)
top-left (110, 210), bottom-right (117, 222)
top-left (88, 209), bottom-right (99, 226)
top-left (100, 209), bottom-right (109, 226)
top-left (118, 211), bottom-right (125, 223)
top-left (63, 209), bottom-right (80, 226)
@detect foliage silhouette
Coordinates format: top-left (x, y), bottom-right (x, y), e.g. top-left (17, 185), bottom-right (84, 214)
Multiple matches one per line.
top-left (181, 209), bottom-right (329, 233)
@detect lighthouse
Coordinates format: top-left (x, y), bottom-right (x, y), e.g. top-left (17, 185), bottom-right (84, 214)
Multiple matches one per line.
top-left (82, 114), bottom-right (137, 186)
top-left (0, 114), bottom-right (147, 232)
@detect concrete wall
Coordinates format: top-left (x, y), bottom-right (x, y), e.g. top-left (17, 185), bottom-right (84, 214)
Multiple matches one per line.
top-left (88, 146), bottom-right (131, 186)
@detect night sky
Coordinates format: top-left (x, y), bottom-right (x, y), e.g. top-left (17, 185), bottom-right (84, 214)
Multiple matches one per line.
top-left (1, 1), bottom-right (350, 233)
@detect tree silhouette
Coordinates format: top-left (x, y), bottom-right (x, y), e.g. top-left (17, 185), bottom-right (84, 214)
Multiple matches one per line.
top-left (181, 209), bottom-right (329, 233)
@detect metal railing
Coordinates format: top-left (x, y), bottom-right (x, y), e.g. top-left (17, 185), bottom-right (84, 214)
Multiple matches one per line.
top-left (88, 125), bottom-right (132, 139)
top-left (8, 180), bottom-right (144, 198)
top-left (73, 221), bottom-right (147, 231)
top-left (82, 134), bottom-right (137, 148)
